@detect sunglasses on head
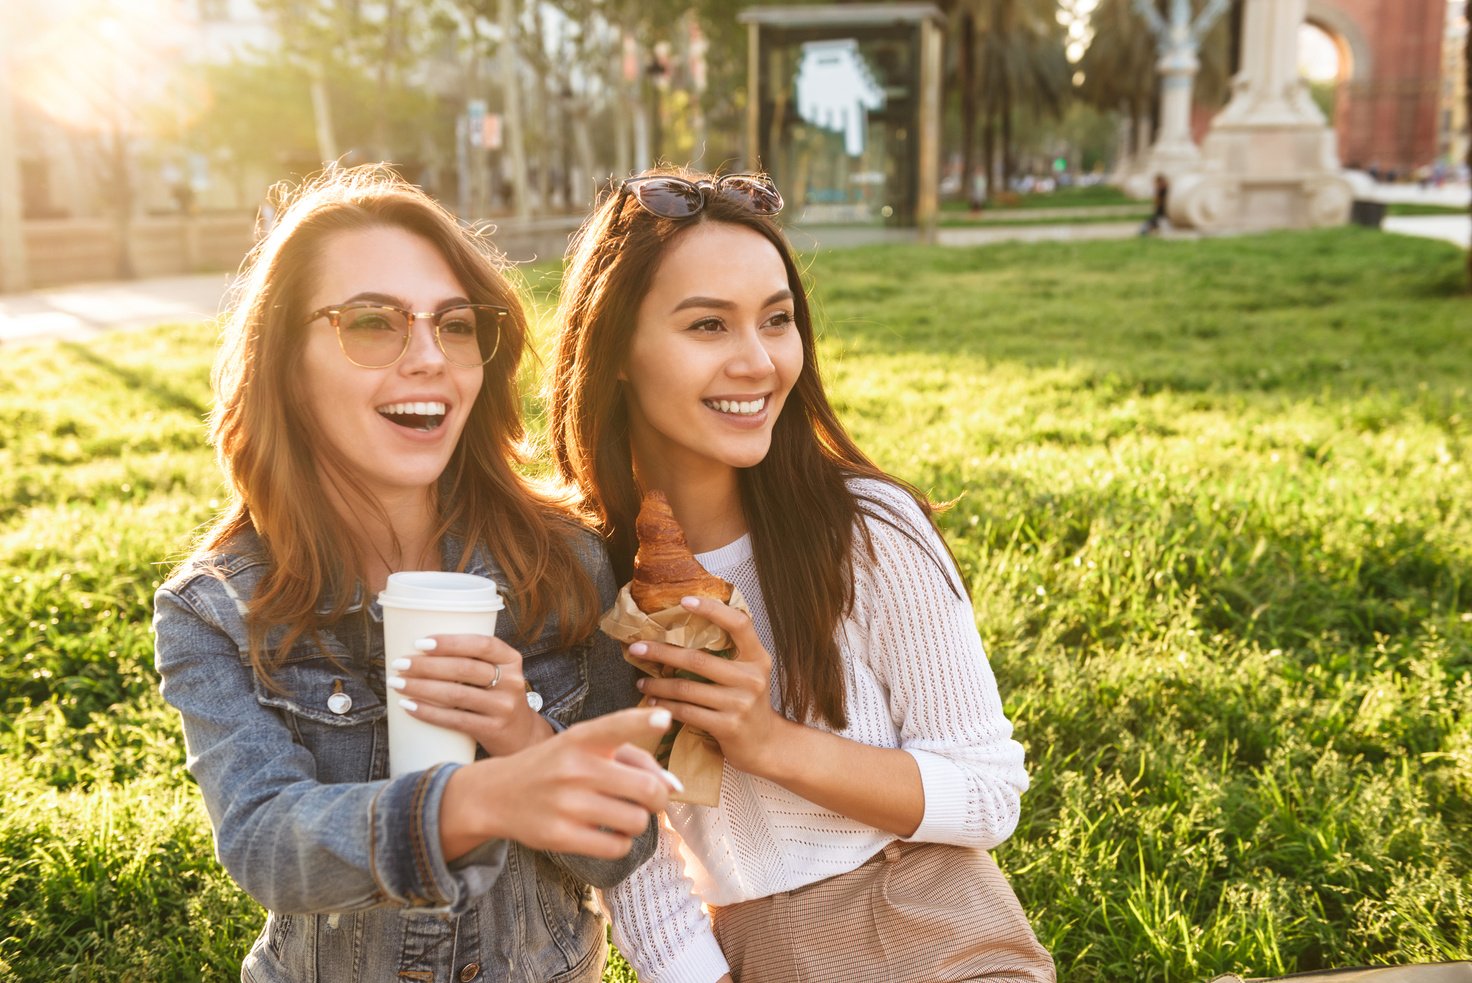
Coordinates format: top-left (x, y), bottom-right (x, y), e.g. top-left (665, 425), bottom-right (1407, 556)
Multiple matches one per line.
top-left (620, 173), bottom-right (784, 220)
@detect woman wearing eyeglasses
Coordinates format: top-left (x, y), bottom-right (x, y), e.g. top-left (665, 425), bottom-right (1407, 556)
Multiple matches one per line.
top-left (548, 167), bottom-right (1054, 983)
top-left (152, 165), bottom-right (676, 983)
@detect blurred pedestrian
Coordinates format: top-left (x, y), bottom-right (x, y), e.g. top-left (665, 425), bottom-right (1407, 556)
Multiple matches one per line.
top-left (1140, 173), bottom-right (1170, 236)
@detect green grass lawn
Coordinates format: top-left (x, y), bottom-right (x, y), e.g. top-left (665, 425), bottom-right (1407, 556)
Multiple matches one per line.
top-left (1385, 202), bottom-right (1470, 218)
top-left (942, 183), bottom-right (1142, 212)
top-left (3, 228), bottom-right (1469, 981)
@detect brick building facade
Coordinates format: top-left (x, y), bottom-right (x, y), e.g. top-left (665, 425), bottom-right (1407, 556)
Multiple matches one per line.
top-left (1306, 0), bottom-right (1449, 174)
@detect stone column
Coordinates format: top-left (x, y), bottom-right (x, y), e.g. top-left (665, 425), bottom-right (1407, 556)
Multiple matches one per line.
top-left (1169, 0), bottom-right (1353, 232)
top-left (1123, 0), bottom-right (1233, 198)
top-left (1153, 8), bottom-right (1204, 164)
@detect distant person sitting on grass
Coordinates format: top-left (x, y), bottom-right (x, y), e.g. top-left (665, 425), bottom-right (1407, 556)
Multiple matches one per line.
top-left (547, 167), bottom-right (1055, 983)
top-left (153, 165), bottom-right (675, 983)
top-left (1141, 173), bottom-right (1170, 236)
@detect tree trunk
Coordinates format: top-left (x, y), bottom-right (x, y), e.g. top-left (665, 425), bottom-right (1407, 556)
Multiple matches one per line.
top-left (498, 0), bottom-right (531, 218)
top-left (373, 0), bottom-right (399, 160)
top-left (0, 30), bottom-right (30, 291)
top-left (106, 124), bottom-right (135, 279)
top-left (999, 65), bottom-right (1014, 195)
top-left (982, 105), bottom-right (997, 205)
top-left (960, 11), bottom-right (979, 209)
top-left (308, 60), bottom-right (339, 163)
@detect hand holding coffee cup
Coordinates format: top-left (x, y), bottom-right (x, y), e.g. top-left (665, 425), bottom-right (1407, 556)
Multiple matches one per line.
top-left (388, 632), bottom-right (550, 758)
top-left (379, 571), bottom-right (506, 776)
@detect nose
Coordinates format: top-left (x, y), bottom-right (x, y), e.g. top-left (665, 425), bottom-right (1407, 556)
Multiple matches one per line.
top-left (398, 313), bottom-right (447, 374)
top-left (727, 326), bottom-right (776, 379)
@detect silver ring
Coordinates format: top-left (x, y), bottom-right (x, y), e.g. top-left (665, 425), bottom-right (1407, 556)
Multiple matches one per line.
top-left (485, 664), bottom-right (501, 689)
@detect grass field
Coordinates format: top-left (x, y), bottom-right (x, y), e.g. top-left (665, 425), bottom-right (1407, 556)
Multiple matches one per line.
top-left (941, 184), bottom-right (1142, 212)
top-left (2, 228), bottom-right (1469, 981)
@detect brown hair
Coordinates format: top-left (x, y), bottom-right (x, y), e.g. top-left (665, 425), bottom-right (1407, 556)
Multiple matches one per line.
top-left (200, 164), bottom-right (598, 683)
top-left (548, 166), bottom-right (950, 729)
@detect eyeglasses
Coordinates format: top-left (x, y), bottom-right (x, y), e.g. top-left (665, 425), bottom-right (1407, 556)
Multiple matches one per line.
top-left (305, 302), bottom-right (507, 369)
top-left (620, 173), bottom-right (784, 220)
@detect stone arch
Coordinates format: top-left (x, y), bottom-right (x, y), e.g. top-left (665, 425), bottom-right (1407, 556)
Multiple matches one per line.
top-left (1304, 0), bottom-right (1373, 83)
top-left (1293, 0), bottom-right (1446, 172)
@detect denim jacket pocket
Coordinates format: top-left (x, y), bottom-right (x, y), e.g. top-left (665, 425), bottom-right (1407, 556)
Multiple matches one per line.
top-left (522, 639), bottom-right (591, 730)
top-left (253, 636), bottom-right (387, 784)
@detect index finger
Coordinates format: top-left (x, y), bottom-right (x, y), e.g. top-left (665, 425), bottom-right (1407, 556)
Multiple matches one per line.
top-left (678, 596), bottom-right (762, 657)
top-left (562, 706), bottom-right (673, 752)
top-left (414, 634), bottom-right (514, 657)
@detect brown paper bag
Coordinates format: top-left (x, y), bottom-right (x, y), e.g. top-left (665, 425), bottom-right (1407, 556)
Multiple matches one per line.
top-left (599, 585), bottom-right (748, 806)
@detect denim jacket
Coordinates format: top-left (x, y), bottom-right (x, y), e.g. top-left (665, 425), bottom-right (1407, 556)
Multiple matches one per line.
top-left (153, 526), bottom-right (652, 983)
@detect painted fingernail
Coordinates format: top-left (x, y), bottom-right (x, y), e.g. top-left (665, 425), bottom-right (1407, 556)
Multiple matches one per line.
top-left (391, 658), bottom-right (412, 672)
top-left (413, 638), bottom-right (437, 651)
top-left (398, 698), bottom-right (418, 712)
top-left (388, 676), bottom-right (407, 690)
top-left (660, 768), bottom-right (685, 794)
top-left (636, 678), bottom-right (646, 691)
top-left (629, 641), bottom-right (648, 657)
top-left (680, 596), bottom-right (699, 610)
top-left (649, 707), bottom-right (672, 729)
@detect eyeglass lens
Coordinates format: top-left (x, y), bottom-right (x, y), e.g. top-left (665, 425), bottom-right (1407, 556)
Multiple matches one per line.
top-left (337, 305), bottom-right (498, 368)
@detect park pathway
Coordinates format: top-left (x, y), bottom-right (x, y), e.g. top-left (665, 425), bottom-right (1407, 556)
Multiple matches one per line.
top-left (3, 187), bottom-right (1467, 347)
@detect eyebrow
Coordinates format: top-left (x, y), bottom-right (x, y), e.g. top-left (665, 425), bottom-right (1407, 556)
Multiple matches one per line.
top-left (670, 288), bottom-right (793, 314)
top-left (343, 291), bottom-right (473, 310)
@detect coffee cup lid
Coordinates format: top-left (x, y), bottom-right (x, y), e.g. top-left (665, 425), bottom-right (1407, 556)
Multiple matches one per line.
top-left (379, 571), bottom-right (505, 612)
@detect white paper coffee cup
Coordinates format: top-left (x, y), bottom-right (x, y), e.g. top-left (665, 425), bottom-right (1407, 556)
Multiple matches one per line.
top-left (379, 571), bottom-right (505, 777)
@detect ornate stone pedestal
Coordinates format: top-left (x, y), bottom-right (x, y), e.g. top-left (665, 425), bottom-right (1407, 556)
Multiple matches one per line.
top-left (1121, 0), bottom-right (1232, 200)
top-left (1169, 0), bottom-right (1353, 232)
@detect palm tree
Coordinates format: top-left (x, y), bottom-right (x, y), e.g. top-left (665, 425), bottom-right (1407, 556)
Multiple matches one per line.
top-left (951, 0), bottom-right (1070, 203)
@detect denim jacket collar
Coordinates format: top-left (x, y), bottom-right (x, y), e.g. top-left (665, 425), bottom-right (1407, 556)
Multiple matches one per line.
top-left (310, 529), bottom-right (499, 618)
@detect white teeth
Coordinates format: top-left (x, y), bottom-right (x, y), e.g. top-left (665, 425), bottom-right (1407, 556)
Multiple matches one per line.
top-left (704, 397), bottom-right (765, 416)
top-left (377, 401), bottom-right (447, 416)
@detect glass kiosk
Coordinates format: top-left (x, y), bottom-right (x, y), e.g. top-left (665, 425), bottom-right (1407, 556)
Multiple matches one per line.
top-left (740, 4), bottom-right (943, 238)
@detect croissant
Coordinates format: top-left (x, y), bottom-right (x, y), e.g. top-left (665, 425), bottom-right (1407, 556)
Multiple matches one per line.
top-left (631, 490), bottom-right (734, 613)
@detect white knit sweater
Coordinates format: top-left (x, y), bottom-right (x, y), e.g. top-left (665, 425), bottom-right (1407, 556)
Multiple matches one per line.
top-left (602, 479), bottom-right (1030, 983)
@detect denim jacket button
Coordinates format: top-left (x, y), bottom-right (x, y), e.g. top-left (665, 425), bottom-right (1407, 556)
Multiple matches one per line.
top-left (525, 689), bottom-right (543, 712)
top-left (458, 963), bottom-right (481, 982)
top-left (327, 691), bottom-right (352, 715)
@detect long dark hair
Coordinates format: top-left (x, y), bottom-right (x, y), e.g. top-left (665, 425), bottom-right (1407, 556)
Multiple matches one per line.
top-left (548, 166), bottom-right (951, 729)
top-left (201, 164), bottom-right (599, 683)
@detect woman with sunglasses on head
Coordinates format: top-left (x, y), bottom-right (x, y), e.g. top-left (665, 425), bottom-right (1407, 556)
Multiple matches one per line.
top-left (152, 165), bottom-right (677, 983)
top-left (549, 167), bottom-right (1053, 983)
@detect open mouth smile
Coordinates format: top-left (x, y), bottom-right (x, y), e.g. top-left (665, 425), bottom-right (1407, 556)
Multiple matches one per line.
top-left (376, 400), bottom-right (448, 433)
top-left (702, 396), bottom-right (767, 417)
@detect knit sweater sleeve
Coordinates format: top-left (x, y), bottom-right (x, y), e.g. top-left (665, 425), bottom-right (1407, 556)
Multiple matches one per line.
top-left (851, 480), bottom-right (1030, 848)
top-left (602, 817), bottom-right (730, 983)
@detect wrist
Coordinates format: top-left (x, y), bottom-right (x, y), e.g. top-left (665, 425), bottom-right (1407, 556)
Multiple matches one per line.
top-left (483, 704), bottom-right (553, 757)
top-left (518, 709), bottom-right (554, 747)
top-left (749, 715), bottom-right (805, 783)
top-left (441, 760), bottom-right (507, 861)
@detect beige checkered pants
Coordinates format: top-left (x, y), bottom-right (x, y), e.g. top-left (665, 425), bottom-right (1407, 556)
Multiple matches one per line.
top-left (710, 840), bottom-right (1055, 983)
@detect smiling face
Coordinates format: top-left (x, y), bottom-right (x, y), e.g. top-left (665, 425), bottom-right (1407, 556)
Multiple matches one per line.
top-left (621, 221), bottom-right (804, 490)
top-left (300, 224), bottom-right (483, 506)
